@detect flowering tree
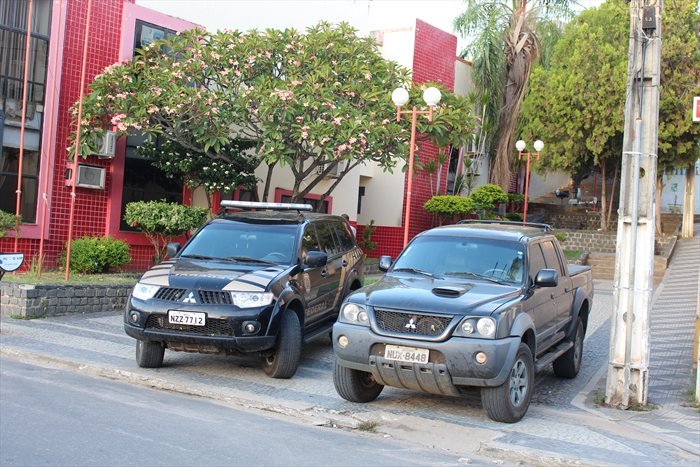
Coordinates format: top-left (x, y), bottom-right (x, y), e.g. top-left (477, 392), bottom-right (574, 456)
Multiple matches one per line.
top-left (69, 22), bottom-right (476, 207)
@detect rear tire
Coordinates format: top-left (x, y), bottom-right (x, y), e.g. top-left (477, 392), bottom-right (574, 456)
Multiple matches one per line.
top-left (261, 310), bottom-right (302, 379)
top-left (135, 339), bottom-right (164, 368)
top-left (333, 361), bottom-right (383, 403)
top-left (481, 343), bottom-right (534, 423)
top-left (553, 317), bottom-right (584, 378)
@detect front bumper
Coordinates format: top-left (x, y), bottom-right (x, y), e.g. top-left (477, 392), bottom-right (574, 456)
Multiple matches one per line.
top-left (333, 322), bottom-right (521, 394)
top-left (124, 298), bottom-right (277, 354)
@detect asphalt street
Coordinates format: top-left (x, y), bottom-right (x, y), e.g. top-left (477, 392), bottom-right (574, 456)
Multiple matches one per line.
top-left (0, 358), bottom-right (466, 467)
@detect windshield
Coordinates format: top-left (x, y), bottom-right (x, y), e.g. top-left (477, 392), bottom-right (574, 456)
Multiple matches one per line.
top-left (180, 222), bottom-right (298, 265)
top-left (392, 235), bottom-right (525, 284)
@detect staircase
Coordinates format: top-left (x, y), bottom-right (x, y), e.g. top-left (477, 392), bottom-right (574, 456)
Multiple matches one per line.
top-left (587, 252), bottom-right (667, 284)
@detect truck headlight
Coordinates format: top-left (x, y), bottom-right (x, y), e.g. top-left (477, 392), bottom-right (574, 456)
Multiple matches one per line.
top-left (231, 292), bottom-right (274, 308)
top-left (132, 283), bottom-right (160, 300)
top-left (476, 318), bottom-right (496, 338)
top-left (454, 317), bottom-right (496, 338)
top-left (340, 303), bottom-right (369, 326)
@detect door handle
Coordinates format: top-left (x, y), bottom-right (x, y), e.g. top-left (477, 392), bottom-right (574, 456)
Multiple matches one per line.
top-left (321, 269), bottom-right (328, 277)
top-left (564, 288), bottom-right (571, 293)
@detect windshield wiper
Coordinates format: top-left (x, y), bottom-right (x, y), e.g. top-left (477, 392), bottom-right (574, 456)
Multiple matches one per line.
top-left (392, 267), bottom-right (440, 279)
top-left (224, 256), bottom-right (278, 265)
top-left (180, 254), bottom-right (216, 260)
top-left (443, 271), bottom-right (507, 285)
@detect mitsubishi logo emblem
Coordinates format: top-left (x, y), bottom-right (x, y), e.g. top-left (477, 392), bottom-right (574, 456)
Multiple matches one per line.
top-left (182, 292), bottom-right (196, 304)
top-left (405, 317), bottom-right (417, 330)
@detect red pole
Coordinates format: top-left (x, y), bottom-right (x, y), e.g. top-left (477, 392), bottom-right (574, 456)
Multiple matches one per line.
top-left (523, 152), bottom-right (531, 223)
top-left (65, 0), bottom-right (92, 281)
top-left (403, 106), bottom-right (418, 248)
top-left (14, 0), bottom-right (34, 253)
top-left (38, 0), bottom-right (64, 276)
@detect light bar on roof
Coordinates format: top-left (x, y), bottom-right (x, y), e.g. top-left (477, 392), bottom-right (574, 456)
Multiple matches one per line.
top-left (221, 200), bottom-right (313, 212)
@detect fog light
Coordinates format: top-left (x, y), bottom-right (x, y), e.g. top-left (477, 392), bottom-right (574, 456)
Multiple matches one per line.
top-left (129, 311), bottom-right (140, 323)
top-left (242, 321), bottom-right (259, 334)
top-left (338, 335), bottom-right (349, 348)
top-left (475, 352), bottom-right (487, 365)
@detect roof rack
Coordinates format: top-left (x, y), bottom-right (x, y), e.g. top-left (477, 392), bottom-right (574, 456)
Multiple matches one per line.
top-left (457, 219), bottom-right (552, 232)
top-left (220, 200), bottom-right (313, 212)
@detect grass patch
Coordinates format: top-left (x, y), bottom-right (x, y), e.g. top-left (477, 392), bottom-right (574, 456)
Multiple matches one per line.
top-left (563, 249), bottom-right (582, 261)
top-left (356, 420), bottom-right (379, 432)
top-left (592, 390), bottom-right (606, 407)
top-left (1, 271), bottom-right (139, 285)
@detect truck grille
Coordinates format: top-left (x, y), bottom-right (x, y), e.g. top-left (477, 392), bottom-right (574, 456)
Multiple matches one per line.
top-left (154, 287), bottom-right (186, 301)
top-left (145, 315), bottom-right (235, 336)
top-left (198, 290), bottom-right (232, 305)
top-left (374, 309), bottom-right (453, 337)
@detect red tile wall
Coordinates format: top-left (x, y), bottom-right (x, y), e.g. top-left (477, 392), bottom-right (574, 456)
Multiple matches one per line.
top-left (360, 20), bottom-right (458, 259)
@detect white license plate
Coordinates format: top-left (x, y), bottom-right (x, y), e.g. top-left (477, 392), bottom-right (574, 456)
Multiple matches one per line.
top-left (384, 345), bottom-right (429, 364)
top-left (168, 310), bottom-right (206, 326)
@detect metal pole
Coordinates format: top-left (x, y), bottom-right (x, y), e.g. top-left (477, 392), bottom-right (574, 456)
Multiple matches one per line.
top-left (38, 0), bottom-right (64, 276)
top-left (403, 106), bottom-right (418, 248)
top-left (65, 0), bottom-right (92, 281)
top-left (14, 0), bottom-right (34, 253)
top-left (523, 152), bottom-right (531, 223)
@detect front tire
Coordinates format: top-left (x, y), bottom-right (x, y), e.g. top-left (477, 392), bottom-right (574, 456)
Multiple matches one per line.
top-left (333, 361), bottom-right (384, 403)
top-left (261, 310), bottom-right (302, 379)
top-left (135, 339), bottom-right (164, 368)
top-left (553, 317), bottom-right (584, 378)
top-left (481, 343), bottom-right (534, 423)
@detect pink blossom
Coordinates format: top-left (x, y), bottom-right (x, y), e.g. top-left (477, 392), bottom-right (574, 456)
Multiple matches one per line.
top-left (326, 42), bottom-right (333, 49)
top-left (331, 117), bottom-right (342, 126)
top-left (295, 116), bottom-right (303, 122)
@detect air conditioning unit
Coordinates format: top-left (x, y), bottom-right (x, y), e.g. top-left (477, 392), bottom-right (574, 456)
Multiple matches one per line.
top-left (93, 130), bottom-right (117, 158)
top-left (65, 164), bottom-right (106, 189)
top-left (318, 160), bottom-right (348, 178)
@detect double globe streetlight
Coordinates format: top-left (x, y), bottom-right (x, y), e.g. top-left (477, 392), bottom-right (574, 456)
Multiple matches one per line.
top-left (515, 139), bottom-right (544, 223)
top-left (391, 86), bottom-right (441, 247)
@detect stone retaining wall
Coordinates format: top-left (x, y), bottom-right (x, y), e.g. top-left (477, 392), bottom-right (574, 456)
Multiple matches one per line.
top-left (559, 231), bottom-right (675, 256)
top-left (0, 283), bottom-right (134, 318)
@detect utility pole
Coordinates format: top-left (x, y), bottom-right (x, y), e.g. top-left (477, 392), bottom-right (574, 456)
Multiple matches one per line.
top-left (606, 0), bottom-right (662, 409)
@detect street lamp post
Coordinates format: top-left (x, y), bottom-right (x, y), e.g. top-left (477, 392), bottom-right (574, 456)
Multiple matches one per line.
top-left (515, 139), bottom-right (544, 223)
top-left (392, 87), bottom-right (441, 247)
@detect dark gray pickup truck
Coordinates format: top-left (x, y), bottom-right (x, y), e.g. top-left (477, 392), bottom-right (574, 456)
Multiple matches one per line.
top-left (332, 221), bottom-right (593, 423)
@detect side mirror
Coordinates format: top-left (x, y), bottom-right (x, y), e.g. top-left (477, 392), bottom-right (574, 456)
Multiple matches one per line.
top-left (535, 269), bottom-right (558, 287)
top-left (378, 256), bottom-right (392, 272)
top-left (304, 251), bottom-right (327, 269)
top-left (166, 242), bottom-right (181, 258)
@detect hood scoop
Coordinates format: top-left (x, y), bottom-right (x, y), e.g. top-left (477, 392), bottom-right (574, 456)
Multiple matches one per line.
top-left (432, 285), bottom-right (471, 297)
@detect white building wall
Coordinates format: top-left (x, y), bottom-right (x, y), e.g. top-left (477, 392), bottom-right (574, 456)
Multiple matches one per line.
top-left (660, 159), bottom-right (700, 214)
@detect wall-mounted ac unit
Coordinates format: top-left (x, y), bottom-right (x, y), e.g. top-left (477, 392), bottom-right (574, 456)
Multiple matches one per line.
top-left (93, 130), bottom-right (117, 158)
top-left (317, 160), bottom-right (348, 178)
top-left (65, 164), bottom-right (106, 189)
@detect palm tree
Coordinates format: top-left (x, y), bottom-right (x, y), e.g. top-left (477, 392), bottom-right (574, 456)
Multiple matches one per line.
top-left (454, 0), bottom-right (572, 191)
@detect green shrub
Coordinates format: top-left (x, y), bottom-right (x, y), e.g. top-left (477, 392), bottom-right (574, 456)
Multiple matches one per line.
top-left (423, 195), bottom-right (475, 217)
top-left (505, 212), bottom-right (523, 221)
top-left (470, 184), bottom-right (509, 214)
top-left (0, 209), bottom-right (18, 238)
top-left (554, 231), bottom-right (567, 243)
top-left (360, 219), bottom-right (377, 253)
top-left (124, 200), bottom-right (209, 263)
top-left (61, 237), bottom-right (131, 273)
top-left (507, 193), bottom-right (525, 203)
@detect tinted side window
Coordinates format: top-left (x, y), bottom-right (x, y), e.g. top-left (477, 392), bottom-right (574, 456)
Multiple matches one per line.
top-left (301, 225), bottom-right (321, 260)
top-left (528, 244), bottom-right (547, 279)
top-left (333, 221), bottom-right (355, 252)
top-left (541, 241), bottom-right (564, 276)
top-left (315, 222), bottom-right (340, 256)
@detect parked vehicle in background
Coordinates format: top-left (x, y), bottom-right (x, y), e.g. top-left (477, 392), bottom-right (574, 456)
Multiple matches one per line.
top-left (332, 220), bottom-right (593, 422)
top-left (124, 201), bottom-right (364, 378)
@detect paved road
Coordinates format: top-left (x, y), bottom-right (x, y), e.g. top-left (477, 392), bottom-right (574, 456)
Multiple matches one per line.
top-left (0, 358), bottom-right (466, 467)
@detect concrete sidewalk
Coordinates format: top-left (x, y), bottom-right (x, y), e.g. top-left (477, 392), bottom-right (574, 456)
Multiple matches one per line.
top-left (1, 229), bottom-right (699, 465)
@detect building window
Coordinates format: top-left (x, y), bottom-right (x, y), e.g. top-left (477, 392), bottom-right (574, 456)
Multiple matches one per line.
top-left (119, 21), bottom-right (181, 231)
top-left (0, 0), bottom-right (51, 223)
top-left (120, 134), bottom-right (182, 231)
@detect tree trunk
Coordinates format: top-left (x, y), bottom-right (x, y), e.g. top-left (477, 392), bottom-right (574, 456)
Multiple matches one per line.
top-left (600, 160), bottom-right (608, 231)
top-left (607, 158), bottom-right (620, 230)
top-left (261, 163), bottom-right (275, 202)
top-left (655, 176), bottom-right (664, 235)
top-left (681, 163), bottom-right (695, 238)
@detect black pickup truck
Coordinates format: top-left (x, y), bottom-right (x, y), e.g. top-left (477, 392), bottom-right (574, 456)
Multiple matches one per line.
top-left (332, 221), bottom-right (593, 422)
